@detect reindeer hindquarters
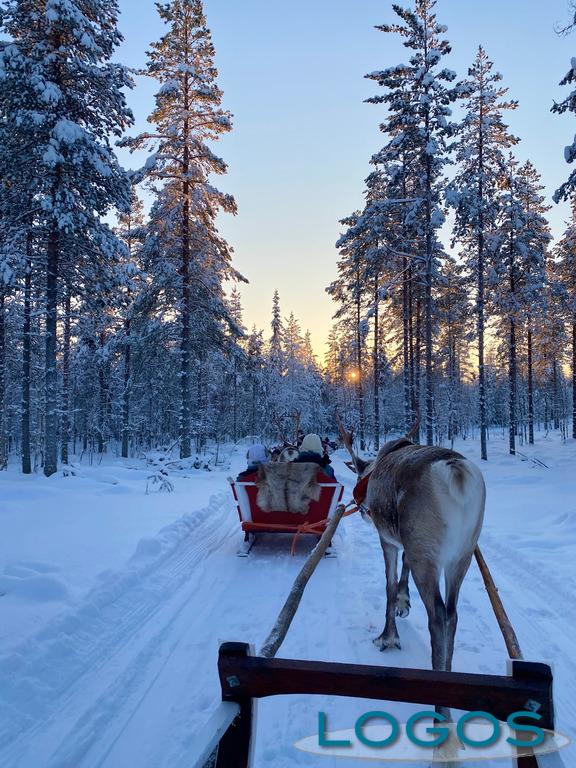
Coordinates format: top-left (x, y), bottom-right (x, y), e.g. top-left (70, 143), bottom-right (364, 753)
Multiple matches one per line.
top-left (375, 538), bottom-right (401, 651)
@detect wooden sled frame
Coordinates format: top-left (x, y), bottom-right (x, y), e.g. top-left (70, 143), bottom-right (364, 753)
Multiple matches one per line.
top-left (210, 642), bottom-right (561, 768)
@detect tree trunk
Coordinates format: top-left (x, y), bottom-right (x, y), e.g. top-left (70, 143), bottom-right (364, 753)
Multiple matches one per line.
top-left (527, 321), bottom-right (534, 444)
top-left (414, 295), bottom-right (422, 444)
top-left (573, 318), bottom-right (576, 440)
top-left (355, 258), bottom-right (365, 451)
top-left (423, 34), bottom-right (434, 447)
top-left (22, 241), bottom-right (32, 474)
top-left (402, 257), bottom-right (412, 433)
top-left (98, 330), bottom-right (107, 454)
top-left (0, 294), bottom-right (6, 470)
top-left (373, 272), bottom-right (380, 450)
top-left (251, 376), bottom-right (256, 437)
top-left (553, 359), bottom-right (560, 430)
top-left (44, 218), bottom-right (59, 477)
top-left (424, 247), bottom-right (434, 447)
top-left (233, 358), bottom-right (238, 443)
top-left (477, 108), bottom-right (488, 460)
top-left (61, 286), bottom-right (71, 464)
top-left (180, 72), bottom-right (192, 458)
top-left (509, 316), bottom-right (517, 455)
top-left (121, 318), bottom-right (131, 458)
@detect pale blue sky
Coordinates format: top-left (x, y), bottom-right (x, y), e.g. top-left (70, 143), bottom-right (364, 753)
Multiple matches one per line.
top-left (116, 0), bottom-right (576, 354)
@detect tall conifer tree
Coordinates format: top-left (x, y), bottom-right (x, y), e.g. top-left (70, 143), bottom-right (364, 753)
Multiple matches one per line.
top-left (448, 46), bottom-right (518, 459)
top-left (126, 0), bottom-right (237, 458)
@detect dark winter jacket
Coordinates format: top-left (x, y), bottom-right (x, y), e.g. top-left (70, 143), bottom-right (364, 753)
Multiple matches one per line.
top-left (237, 463), bottom-right (262, 481)
top-left (294, 451), bottom-right (336, 479)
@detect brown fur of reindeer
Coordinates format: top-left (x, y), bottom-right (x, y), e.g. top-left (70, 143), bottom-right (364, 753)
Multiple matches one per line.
top-left (335, 414), bottom-right (485, 683)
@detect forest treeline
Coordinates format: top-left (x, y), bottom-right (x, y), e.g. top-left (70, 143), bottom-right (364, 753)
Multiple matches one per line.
top-left (327, 4), bottom-right (576, 459)
top-left (1, 0), bottom-right (576, 475)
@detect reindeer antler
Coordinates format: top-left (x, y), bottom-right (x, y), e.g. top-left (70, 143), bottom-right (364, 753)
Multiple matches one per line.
top-left (335, 412), bottom-right (356, 464)
top-left (405, 405), bottom-right (421, 441)
top-left (274, 414), bottom-right (288, 446)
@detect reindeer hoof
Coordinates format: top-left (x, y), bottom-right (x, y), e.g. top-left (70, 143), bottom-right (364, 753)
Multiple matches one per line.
top-left (374, 633), bottom-right (401, 651)
top-left (396, 595), bottom-right (410, 618)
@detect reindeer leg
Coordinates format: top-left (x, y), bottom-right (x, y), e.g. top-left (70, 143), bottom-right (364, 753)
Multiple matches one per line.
top-left (444, 552), bottom-right (473, 673)
top-left (374, 539), bottom-right (401, 651)
top-left (409, 557), bottom-right (446, 671)
top-left (396, 551), bottom-right (411, 618)
top-left (408, 557), bottom-right (458, 764)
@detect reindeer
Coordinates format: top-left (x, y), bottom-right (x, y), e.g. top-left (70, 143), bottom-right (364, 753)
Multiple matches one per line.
top-left (339, 419), bottom-right (485, 675)
top-left (278, 446), bottom-right (299, 463)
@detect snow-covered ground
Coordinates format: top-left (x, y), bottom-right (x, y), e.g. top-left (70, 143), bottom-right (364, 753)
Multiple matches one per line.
top-left (0, 434), bottom-right (574, 767)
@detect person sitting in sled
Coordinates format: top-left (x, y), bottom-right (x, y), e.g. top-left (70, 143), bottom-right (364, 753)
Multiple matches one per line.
top-left (294, 433), bottom-right (336, 479)
top-left (237, 443), bottom-right (269, 480)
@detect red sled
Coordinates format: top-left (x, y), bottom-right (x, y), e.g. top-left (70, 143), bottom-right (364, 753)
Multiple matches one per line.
top-left (229, 471), bottom-right (344, 555)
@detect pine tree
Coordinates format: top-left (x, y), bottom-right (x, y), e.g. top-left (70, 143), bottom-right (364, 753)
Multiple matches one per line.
top-left (246, 326), bottom-right (264, 437)
top-left (125, 0), bottom-right (237, 459)
top-left (435, 256), bottom-right (471, 445)
top-left (492, 156), bottom-right (550, 453)
top-left (330, 212), bottom-right (368, 449)
top-left (552, 7), bottom-right (576, 202)
top-left (227, 286), bottom-right (245, 442)
top-left (367, 0), bottom-right (462, 444)
top-left (0, 0), bottom-right (134, 475)
top-left (270, 289), bottom-right (284, 371)
top-left (114, 188), bottom-right (147, 458)
top-left (448, 46), bottom-right (518, 459)
top-left (554, 199), bottom-right (576, 438)
top-left (516, 161), bottom-right (550, 444)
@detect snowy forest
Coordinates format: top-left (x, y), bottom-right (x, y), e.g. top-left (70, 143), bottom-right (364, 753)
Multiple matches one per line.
top-left (1, 0), bottom-right (576, 478)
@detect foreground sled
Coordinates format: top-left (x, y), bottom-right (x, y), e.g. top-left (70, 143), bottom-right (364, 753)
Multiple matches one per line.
top-left (229, 463), bottom-right (344, 555)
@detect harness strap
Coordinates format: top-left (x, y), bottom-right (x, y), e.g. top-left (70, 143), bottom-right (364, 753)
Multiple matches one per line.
top-left (352, 470), bottom-right (373, 507)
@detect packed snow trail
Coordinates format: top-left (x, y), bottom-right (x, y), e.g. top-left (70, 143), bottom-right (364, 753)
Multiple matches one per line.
top-left (0, 439), bottom-right (574, 767)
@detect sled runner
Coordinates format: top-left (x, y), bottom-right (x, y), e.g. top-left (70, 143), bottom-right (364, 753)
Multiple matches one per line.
top-left (229, 464), bottom-right (344, 555)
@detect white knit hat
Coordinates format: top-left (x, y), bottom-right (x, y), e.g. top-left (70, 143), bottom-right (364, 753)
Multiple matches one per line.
top-left (300, 434), bottom-right (323, 455)
top-left (247, 443), bottom-right (268, 464)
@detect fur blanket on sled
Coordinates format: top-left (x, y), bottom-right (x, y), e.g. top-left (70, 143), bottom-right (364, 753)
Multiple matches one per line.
top-left (256, 462), bottom-right (321, 514)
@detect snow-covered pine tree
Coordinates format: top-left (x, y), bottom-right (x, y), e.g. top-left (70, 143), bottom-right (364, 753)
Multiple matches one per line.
top-left (516, 161), bottom-right (550, 444)
top-left (435, 255), bottom-right (472, 446)
top-left (491, 156), bottom-right (551, 454)
top-left (300, 331), bottom-right (326, 435)
top-left (269, 290), bottom-right (284, 371)
top-left (0, 289), bottom-right (5, 469)
top-left (0, 0), bottom-right (134, 475)
top-left (553, 199), bottom-right (576, 438)
top-left (552, 4), bottom-right (576, 202)
top-left (245, 326), bottom-right (265, 438)
top-left (265, 291), bottom-right (288, 440)
top-left (350, 165), bottom-right (409, 447)
top-left (124, 0), bottom-right (238, 459)
top-left (114, 188), bottom-right (148, 458)
top-left (360, 158), bottom-right (425, 440)
top-left (329, 212), bottom-right (368, 449)
top-left (226, 286), bottom-right (246, 442)
top-left (283, 311), bottom-right (305, 435)
top-left (367, 0), bottom-right (462, 444)
top-left (364, 68), bottom-right (426, 439)
top-left (448, 46), bottom-right (518, 459)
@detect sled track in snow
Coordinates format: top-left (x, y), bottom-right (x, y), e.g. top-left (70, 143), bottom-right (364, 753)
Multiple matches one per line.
top-left (0, 492), bottom-right (237, 768)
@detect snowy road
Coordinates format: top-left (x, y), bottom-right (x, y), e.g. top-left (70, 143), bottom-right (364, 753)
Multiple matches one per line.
top-left (0, 439), bottom-right (574, 767)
